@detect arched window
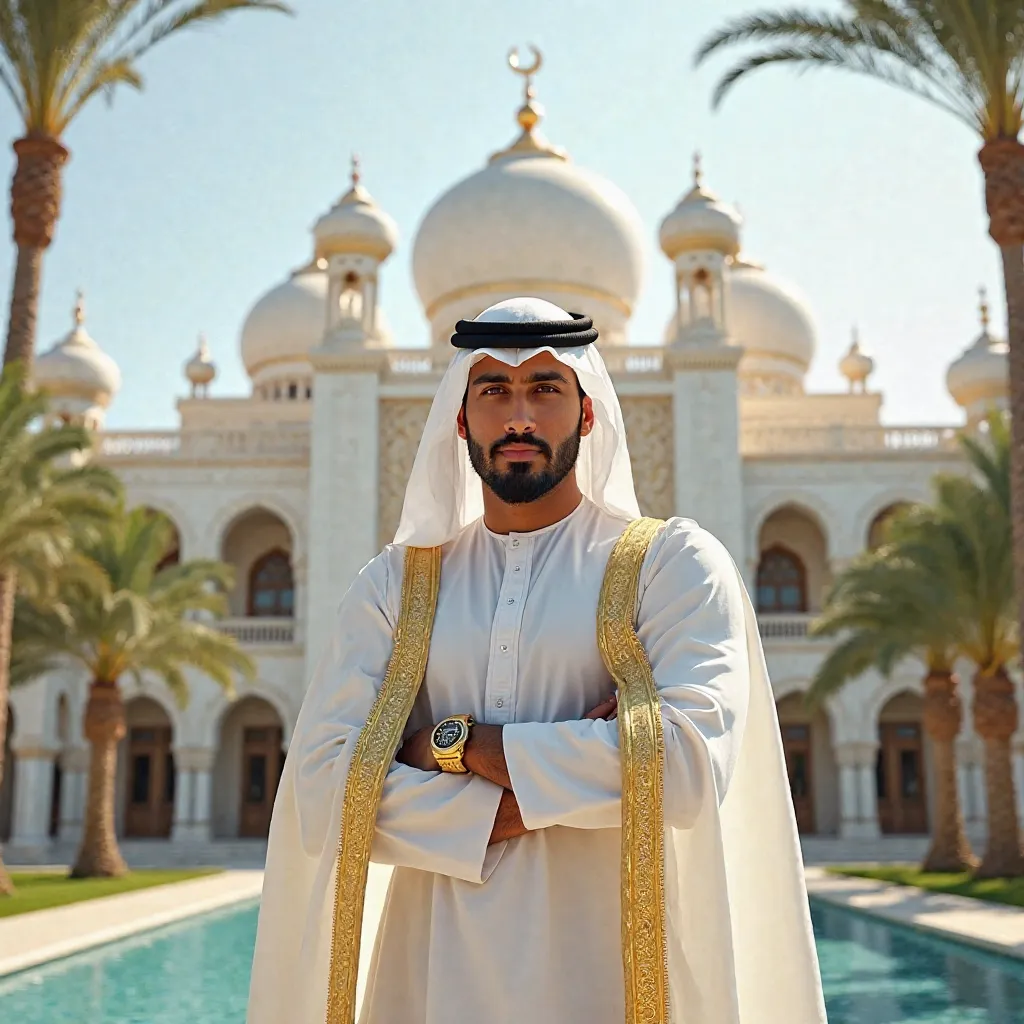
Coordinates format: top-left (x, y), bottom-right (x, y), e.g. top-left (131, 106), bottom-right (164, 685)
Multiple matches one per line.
top-left (248, 550), bottom-right (295, 618)
top-left (756, 546), bottom-right (807, 613)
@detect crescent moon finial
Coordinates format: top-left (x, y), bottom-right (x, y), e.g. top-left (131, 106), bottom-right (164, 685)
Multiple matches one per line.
top-left (508, 44), bottom-right (542, 79)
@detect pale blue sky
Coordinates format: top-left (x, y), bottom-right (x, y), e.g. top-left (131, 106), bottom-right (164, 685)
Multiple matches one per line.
top-left (0, 0), bottom-right (1001, 428)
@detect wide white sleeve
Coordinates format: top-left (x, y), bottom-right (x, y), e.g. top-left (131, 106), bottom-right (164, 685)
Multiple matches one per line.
top-left (292, 549), bottom-right (505, 883)
top-left (502, 520), bottom-right (750, 831)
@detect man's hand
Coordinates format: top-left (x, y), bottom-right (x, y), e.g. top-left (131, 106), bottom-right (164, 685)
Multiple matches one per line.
top-left (395, 725), bottom-right (438, 772)
top-left (489, 789), bottom-right (529, 845)
top-left (585, 693), bottom-right (618, 721)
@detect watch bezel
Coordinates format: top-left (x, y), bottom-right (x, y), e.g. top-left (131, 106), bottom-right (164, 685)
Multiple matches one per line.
top-left (431, 716), bottom-right (470, 752)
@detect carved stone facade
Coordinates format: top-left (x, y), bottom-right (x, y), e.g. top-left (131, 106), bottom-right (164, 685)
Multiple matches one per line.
top-left (619, 396), bottom-right (675, 520)
top-left (378, 398), bottom-right (433, 546)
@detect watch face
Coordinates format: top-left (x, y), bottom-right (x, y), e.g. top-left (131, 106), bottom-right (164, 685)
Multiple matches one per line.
top-left (432, 719), bottom-right (467, 750)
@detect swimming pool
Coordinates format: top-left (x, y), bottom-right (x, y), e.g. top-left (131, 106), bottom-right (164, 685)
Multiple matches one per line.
top-left (3, 898), bottom-right (1024, 1022)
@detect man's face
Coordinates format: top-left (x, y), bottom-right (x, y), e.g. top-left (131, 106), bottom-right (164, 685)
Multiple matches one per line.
top-left (457, 352), bottom-right (595, 505)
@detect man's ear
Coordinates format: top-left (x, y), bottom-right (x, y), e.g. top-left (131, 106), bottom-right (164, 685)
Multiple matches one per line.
top-left (580, 396), bottom-right (596, 438)
top-left (456, 405), bottom-right (468, 441)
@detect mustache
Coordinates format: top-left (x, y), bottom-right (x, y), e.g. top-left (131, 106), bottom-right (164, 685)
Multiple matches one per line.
top-left (490, 433), bottom-right (553, 460)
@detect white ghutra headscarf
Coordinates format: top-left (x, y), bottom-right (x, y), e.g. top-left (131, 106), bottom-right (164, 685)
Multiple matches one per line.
top-left (393, 297), bottom-right (641, 548)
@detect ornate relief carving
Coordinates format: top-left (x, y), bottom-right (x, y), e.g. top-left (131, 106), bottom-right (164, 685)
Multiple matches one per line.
top-left (620, 397), bottom-right (675, 520)
top-left (378, 399), bottom-right (432, 546)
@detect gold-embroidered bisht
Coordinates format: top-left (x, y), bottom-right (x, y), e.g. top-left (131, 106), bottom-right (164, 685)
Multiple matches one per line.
top-left (325, 519), bottom-right (670, 1024)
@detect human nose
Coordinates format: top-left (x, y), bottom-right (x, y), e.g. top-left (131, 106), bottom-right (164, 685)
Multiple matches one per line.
top-left (503, 394), bottom-right (536, 436)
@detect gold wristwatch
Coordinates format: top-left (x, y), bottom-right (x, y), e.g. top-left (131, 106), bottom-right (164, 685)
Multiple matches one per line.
top-left (430, 714), bottom-right (474, 773)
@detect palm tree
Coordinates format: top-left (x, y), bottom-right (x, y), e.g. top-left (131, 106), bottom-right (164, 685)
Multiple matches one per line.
top-left (696, 4), bottom-right (1024, 868)
top-left (11, 505), bottom-right (255, 878)
top-left (0, 365), bottom-right (119, 893)
top-left (807, 524), bottom-right (977, 873)
top-left (0, 0), bottom-right (290, 370)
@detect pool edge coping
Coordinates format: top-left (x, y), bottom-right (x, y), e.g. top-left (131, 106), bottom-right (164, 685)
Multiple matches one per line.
top-left (0, 869), bottom-right (264, 978)
top-left (805, 866), bottom-right (1024, 962)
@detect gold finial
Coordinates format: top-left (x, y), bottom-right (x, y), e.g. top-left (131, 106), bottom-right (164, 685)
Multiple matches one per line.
top-left (350, 153), bottom-right (360, 188)
top-left (73, 289), bottom-right (85, 326)
top-left (693, 151), bottom-right (703, 188)
top-left (491, 45), bottom-right (566, 162)
top-left (508, 45), bottom-right (543, 134)
top-left (979, 285), bottom-right (990, 331)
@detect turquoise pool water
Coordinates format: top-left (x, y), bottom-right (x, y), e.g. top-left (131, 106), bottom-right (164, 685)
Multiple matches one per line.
top-left (3, 898), bottom-right (1024, 1021)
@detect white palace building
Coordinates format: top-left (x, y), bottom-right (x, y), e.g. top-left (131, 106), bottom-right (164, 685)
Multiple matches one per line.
top-left (1, 61), bottom-right (1013, 856)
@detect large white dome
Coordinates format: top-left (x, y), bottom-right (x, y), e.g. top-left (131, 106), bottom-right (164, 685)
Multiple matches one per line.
top-left (412, 109), bottom-right (644, 348)
top-left (947, 289), bottom-right (1008, 422)
top-left (239, 265), bottom-right (328, 379)
top-left (726, 263), bottom-right (817, 394)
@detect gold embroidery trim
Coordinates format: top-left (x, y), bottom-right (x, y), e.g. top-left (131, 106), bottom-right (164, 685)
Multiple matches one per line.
top-left (325, 545), bottom-right (442, 1024)
top-left (597, 517), bottom-right (670, 1024)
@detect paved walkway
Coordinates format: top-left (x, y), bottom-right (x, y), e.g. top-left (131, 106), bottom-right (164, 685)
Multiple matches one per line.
top-left (0, 869), bottom-right (263, 977)
top-left (806, 866), bottom-right (1024, 960)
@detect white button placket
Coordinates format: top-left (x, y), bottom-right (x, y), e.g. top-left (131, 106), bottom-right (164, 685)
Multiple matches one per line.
top-left (484, 534), bottom-right (533, 724)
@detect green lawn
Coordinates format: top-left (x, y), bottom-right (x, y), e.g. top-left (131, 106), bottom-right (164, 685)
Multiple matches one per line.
top-left (0, 868), bottom-right (221, 918)
top-left (828, 865), bottom-right (1024, 908)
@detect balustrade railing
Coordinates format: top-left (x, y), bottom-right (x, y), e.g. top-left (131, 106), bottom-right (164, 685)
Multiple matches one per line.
top-left (758, 613), bottom-right (814, 640)
top-left (217, 618), bottom-right (296, 645)
top-left (742, 424), bottom-right (960, 457)
top-left (100, 426), bottom-right (310, 460)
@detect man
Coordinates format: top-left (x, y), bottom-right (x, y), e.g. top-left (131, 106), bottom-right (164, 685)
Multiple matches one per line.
top-left (248, 298), bottom-right (826, 1024)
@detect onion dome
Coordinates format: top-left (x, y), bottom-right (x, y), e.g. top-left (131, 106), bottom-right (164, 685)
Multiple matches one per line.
top-left (35, 291), bottom-right (121, 424)
top-left (239, 261), bottom-right (329, 380)
top-left (185, 333), bottom-right (217, 396)
top-left (412, 48), bottom-right (644, 348)
top-left (947, 286), bottom-right (1009, 422)
top-left (659, 154), bottom-right (742, 260)
top-left (725, 261), bottom-right (816, 394)
top-left (839, 327), bottom-right (875, 393)
top-left (313, 156), bottom-right (398, 261)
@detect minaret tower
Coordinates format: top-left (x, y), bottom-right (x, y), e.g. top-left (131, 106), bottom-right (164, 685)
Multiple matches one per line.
top-left (305, 159), bottom-right (399, 673)
top-left (658, 156), bottom-right (745, 562)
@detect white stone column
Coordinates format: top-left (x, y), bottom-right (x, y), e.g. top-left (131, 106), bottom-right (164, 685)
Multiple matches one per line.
top-left (835, 741), bottom-right (880, 838)
top-left (305, 345), bottom-right (385, 681)
top-left (666, 343), bottom-right (745, 564)
top-left (173, 747), bottom-right (215, 842)
top-left (58, 746), bottom-right (89, 844)
top-left (10, 741), bottom-right (56, 848)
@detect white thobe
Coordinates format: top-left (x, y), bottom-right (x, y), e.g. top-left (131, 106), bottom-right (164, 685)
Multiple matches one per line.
top-left (248, 498), bottom-right (825, 1024)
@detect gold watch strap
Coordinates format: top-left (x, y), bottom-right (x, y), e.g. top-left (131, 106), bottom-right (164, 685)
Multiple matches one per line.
top-left (435, 749), bottom-right (469, 773)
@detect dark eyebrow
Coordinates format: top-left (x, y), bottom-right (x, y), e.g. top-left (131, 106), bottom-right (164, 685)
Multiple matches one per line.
top-left (470, 371), bottom-right (512, 387)
top-left (470, 369), bottom-right (570, 387)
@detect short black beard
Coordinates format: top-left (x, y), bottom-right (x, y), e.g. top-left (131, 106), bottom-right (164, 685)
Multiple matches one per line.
top-left (465, 421), bottom-right (582, 505)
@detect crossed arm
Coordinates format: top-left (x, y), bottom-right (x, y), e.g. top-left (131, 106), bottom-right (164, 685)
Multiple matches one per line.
top-left (396, 694), bottom-right (620, 845)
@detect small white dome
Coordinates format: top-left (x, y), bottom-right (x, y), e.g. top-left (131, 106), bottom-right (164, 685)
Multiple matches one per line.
top-left (313, 159), bottom-right (398, 261)
top-left (239, 265), bottom-right (328, 378)
top-left (659, 155), bottom-right (742, 259)
top-left (412, 69), bottom-right (644, 348)
top-left (725, 262), bottom-right (816, 393)
top-left (35, 293), bottom-right (121, 408)
top-left (947, 288), bottom-right (1008, 419)
top-left (839, 329), bottom-right (875, 391)
top-left (185, 334), bottom-right (217, 388)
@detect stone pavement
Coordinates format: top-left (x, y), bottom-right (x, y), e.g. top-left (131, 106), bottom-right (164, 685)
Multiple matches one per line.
top-left (806, 866), bottom-right (1024, 960)
top-left (0, 868), bottom-right (264, 977)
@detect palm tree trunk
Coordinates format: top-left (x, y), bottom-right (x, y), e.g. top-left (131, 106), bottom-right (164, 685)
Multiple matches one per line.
top-left (0, 572), bottom-right (15, 896)
top-left (972, 666), bottom-right (1024, 878)
top-left (4, 135), bottom-right (68, 370)
top-left (71, 680), bottom-right (127, 878)
top-left (921, 670), bottom-right (975, 873)
top-left (977, 139), bottom-right (1024, 878)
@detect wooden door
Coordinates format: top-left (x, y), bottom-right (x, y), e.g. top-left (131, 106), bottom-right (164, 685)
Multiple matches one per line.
top-left (877, 722), bottom-right (928, 834)
top-left (780, 723), bottom-right (816, 834)
top-left (239, 726), bottom-right (284, 837)
top-left (125, 726), bottom-right (175, 838)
